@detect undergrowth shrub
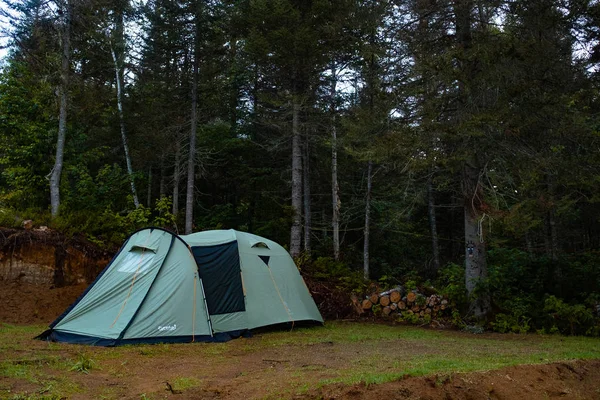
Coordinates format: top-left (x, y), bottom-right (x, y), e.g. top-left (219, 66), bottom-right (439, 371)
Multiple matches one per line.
top-left (491, 312), bottom-right (531, 334)
top-left (307, 257), bottom-right (367, 294)
top-left (487, 248), bottom-right (600, 336)
top-left (543, 296), bottom-right (600, 336)
top-left (1, 197), bottom-right (178, 249)
top-left (436, 263), bottom-right (468, 310)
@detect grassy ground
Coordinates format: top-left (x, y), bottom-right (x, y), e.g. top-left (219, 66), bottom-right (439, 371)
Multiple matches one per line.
top-left (1, 321), bottom-right (600, 399)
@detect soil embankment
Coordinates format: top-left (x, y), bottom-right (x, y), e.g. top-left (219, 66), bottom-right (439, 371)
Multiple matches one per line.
top-left (0, 227), bottom-right (112, 286)
top-left (0, 227), bottom-right (111, 323)
top-left (299, 360), bottom-right (600, 399)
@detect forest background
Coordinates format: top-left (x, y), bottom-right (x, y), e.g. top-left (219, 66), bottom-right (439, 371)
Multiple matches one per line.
top-left (1, 0), bottom-right (600, 335)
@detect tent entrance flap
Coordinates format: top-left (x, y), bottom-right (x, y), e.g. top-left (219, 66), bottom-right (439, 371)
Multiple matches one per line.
top-left (191, 242), bottom-right (245, 315)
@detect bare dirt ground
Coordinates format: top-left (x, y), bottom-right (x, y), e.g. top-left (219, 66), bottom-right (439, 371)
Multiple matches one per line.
top-left (1, 283), bottom-right (600, 399)
top-left (301, 360), bottom-right (600, 400)
top-left (0, 281), bottom-right (87, 324)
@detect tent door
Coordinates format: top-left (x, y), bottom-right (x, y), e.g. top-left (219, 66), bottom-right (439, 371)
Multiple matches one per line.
top-left (191, 242), bottom-right (245, 315)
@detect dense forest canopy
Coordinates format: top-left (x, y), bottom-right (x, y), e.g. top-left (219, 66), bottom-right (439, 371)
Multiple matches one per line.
top-left (1, 0), bottom-right (600, 329)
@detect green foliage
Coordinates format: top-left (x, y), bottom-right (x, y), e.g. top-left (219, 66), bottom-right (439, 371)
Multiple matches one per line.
top-left (543, 296), bottom-right (599, 336)
top-left (404, 279), bottom-right (418, 291)
top-left (451, 310), bottom-right (466, 329)
top-left (152, 197), bottom-right (176, 228)
top-left (377, 275), bottom-right (395, 289)
top-left (371, 304), bottom-right (382, 316)
top-left (171, 377), bottom-right (202, 391)
top-left (70, 354), bottom-right (94, 374)
top-left (0, 208), bottom-right (22, 228)
top-left (399, 311), bottom-right (420, 324)
top-left (0, 61), bottom-right (55, 209)
top-left (309, 257), bottom-right (367, 294)
top-left (436, 263), bottom-right (468, 310)
top-left (487, 249), bottom-right (600, 336)
top-left (491, 313), bottom-right (531, 334)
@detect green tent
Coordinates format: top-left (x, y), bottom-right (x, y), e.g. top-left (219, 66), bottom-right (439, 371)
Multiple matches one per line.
top-left (38, 228), bottom-right (323, 345)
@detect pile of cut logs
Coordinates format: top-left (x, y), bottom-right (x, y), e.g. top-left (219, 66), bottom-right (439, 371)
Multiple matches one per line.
top-left (358, 287), bottom-right (450, 319)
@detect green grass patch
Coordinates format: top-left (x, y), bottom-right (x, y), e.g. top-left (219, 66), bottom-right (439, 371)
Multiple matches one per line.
top-left (171, 376), bottom-right (202, 391)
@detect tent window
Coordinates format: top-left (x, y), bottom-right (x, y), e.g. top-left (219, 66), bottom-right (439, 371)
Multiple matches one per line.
top-left (117, 249), bottom-right (154, 274)
top-left (191, 242), bottom-right (245, 315)
top-left (251, 242), bottom-right (269, 249)
top-left (130, 245), bottom-right (157, 253)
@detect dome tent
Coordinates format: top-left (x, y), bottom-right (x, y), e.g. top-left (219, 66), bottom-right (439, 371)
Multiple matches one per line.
top-left (38, 228), bottom-right (323, 346)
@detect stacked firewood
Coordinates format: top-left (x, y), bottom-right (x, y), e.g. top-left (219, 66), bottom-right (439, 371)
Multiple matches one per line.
top-left (356, 287), bottom-right (450, 319)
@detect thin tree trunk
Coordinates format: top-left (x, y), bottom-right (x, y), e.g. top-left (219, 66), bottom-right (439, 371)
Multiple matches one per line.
top-left (147, 167), bottom-right (152, 207)
top-left (229, 37), bottom-right (238, 134)
top-left (544, 216), bottom-right (552, 256)
top-left (322, 210), bottom-right (328, 240)
top-left (290, 99), bottom-right (303, 257)
top-left (525, 231), bottom-right (534, 258)
top-left (173, 138), bottom-right (181, 215)
top-left (364, 160), bottom-right (373, 280)
top-left (110, 44), bottom-right (140, 208)
top-left (185, 25), bottom-right (199, 235)
top-left (549, 210), bottom-right (559, 261)
top-left (548, 208), bottom-right (562, 294)
top-left (50, 0), bottom-right (70, 217)
top-left (303, 131), bottom-right (311, 253)
top-left (330, 66), bottom-right (340, 261)
top-left (427, 177), bottom-right (441, 272)
top-left (159, 154), bottom-right (165, 199)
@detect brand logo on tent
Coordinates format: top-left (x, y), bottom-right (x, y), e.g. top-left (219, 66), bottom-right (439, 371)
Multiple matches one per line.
top-left (157, 324), bottom-right (177, 332)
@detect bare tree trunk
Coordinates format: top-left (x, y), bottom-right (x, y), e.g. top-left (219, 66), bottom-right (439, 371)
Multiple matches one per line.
top-left (544, 217), bottom-right (552, 256)
top-left (525, 231), bottom-right (534, 258)
top-left (147, 167), bottom-right (152, 207)
top-left (159, 154), bottom-right (165, 199)
top-left (364, 160), bottom-right (373, 280)
top-left (322, 210), bottom-right (328, 240)
top-left (330, 66), bottom-right (341, 261)
top-left (50, 0), bottom-right (71, 217)
top-left (110, 44), bottom-right (140, 208)
top-left (463, 161), bottom-right (490, 318)
top-left (548, 207), bottom-right (562, 294)
top-left (303, 132), bottom-right (311, 253)
top-left (173, 138), bottom-right (181, 215)
top-left (185, 27), bottom-right (199, 235)
top-left (290, 99), bottom-right (303, 257)
top-left (549, 210), bottom-right (559, 261)
top-left (427, 178), bottom-right (441, 272)
top-left (229, 37), bottom-right (239, 134)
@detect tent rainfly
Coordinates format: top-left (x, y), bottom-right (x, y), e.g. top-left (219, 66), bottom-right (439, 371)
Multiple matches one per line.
top-left (37, 228), bottom-right (323, 346)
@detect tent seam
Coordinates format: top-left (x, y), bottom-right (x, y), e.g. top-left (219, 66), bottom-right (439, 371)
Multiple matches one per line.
top-left (110, 230), bottom-right (153, 328)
